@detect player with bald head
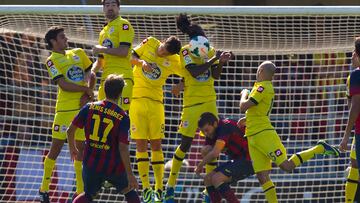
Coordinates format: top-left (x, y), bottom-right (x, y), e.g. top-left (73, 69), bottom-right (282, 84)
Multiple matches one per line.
top-left (239, 61), bottom-right (339, 202)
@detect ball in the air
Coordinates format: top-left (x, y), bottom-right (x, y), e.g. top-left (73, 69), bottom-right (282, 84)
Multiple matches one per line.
top-left (189, 36), bottom-right (210, 58)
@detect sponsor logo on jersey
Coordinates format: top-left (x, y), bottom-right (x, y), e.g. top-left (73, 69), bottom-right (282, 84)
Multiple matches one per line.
top-left (142, 63), bottom-right (162, 80)
top-left (47, 60), bottom-right (54, 67)
top-left (102, 39), bottom-right (113, 48)
top-left (257, 86), bottom-right (264, 93)
top-left (275, 149), bottom-right (283, 157)
top-left (131, 124), bottom-right (136, 132)
top-left (73, 55), bottom-right (80, 61)
top-left (123, 97), bottom-right (130, 104)
top-left (54, 124), bottom-right (59, 132)
top-left (195, 70), bottom-right (211, 81)
top-left (181, 120), bottom-right (189, 128)
top-left (122, 24), bottom-right (129, 30)
top-left (182, 49), bottom-right (188, 56)
top-left (67, 66), bottom-right (84, 82)
top-left (49, 66), bottom-right (59, 76)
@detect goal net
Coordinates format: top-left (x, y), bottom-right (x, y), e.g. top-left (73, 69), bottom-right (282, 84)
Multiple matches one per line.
top-left (0, 5), bottom-right (358, 202)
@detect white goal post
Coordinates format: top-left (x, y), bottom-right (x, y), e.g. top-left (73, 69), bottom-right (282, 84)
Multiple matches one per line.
top-left (1, 5), bottom-right (360, 202)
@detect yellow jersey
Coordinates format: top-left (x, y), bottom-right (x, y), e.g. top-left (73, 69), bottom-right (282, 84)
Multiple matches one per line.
top-left (98, 16), bottom-right (134, 80)
top-left (132, 37), bottom-right (182, 103)
top-left (245, 81), bottom-right (275, 136)
top-left (45, 48), bottom-right (92, 112)
top-left (179, 45), bottom-right (219, 107)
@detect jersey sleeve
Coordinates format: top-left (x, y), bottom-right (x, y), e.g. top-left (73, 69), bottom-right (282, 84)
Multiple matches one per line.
top-left (350, 70), bottom-right (360, 97)
top-left (249, 84), bottom-right (266, 105)
top-left (72, 104), bottom-right (90, 129)
top-left (118, 114), bottom-right (130, 145)
top-left (208, 47), bottom-right (219, 67)
top-left (45, 59), bottom-right (63, 81)
top-left (76, 48), bottom-right (93, 72)
top-left (118, 21), bottom-right (135, 48)
top-left (133, 37), bottom-right (152, 57)
top-left (180, 48), bottom-right (196, 68)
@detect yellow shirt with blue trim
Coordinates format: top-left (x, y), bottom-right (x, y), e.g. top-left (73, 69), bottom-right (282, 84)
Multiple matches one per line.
top-left (98, 16), bottom-right (134, 81)
top-left (245, 81), bottom-right (275, 136)
top-left (132, 37), bottom-right (182, 103)
top-left (45, 48), bottom-right (92, 112)
top-left (179, 45), bottom-right (219, 107)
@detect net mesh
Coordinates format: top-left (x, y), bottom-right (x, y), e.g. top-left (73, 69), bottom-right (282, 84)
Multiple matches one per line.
top-left (0, 9), bottom-right (357, 202)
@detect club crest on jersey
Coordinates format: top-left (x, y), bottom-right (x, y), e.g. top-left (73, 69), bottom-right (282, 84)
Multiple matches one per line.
top-left (61, 125), bottom-right (67, 132)
top-left (180, 120), bottom-right (189, 128)
top-left (184, 55), bottom-right (192, 64)
top-left (73, 55), bottom-right (80, 61)
top-left (49, 66), bottom-right (58, 76)
top-left (102, 39), bottom-right (113, 48)
top-left (163, 60), bottom-right (170, 67)
top-left (257, 86), bottom-right (264, 93)
top-left (122, 24), bottom-right (129, 30)
top-left (109, 26), bottom-right (115, 34)
top-left (195, 70), bottom-right (211, 82)
top-left (142, 63), bottom-right (162, 80)
top-left (182, 49), bottom-right (189, 56)
top-left (67, 66), bottom-right (84, 82)
top-left (275, 149), bottom-right (283, 157)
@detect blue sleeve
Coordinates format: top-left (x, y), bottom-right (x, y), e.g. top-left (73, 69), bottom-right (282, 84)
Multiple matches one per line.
top-left (72, 104), bottom-right (89, 129)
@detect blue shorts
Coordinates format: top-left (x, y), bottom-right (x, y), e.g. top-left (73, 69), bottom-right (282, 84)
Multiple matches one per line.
top-left (82, 166), bottom-right (128, 199)
top-left (214, 159), bottom-right (254, 182)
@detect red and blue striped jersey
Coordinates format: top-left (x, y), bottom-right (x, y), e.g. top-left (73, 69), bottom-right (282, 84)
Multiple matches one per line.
top-left (72, 100), bottom-right (129, 175)
top-left (205, 119), bottom-right (251, 161)
top-left (348, 68), bottom-right (360, 134)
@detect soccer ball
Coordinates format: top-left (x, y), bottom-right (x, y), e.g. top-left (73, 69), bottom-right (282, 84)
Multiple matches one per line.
top-left (189, 36), bottom-right (210, 58)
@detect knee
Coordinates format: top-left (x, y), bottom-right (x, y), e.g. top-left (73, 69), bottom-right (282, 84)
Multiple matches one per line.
top-left (256, 172), bottom-right (270, 185)
top-left (179, 139), bottom-right (192, 153)
top-left (211, 172), bottom-right (227, 187)
top-left (279, 161), bottom-right (294, 173)
top-left (351, 159), bottom-right (358, 168)
top-left (201, 146), bottom-right (212, 158)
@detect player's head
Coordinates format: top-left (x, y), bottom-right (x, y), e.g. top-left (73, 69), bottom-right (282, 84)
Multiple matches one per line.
top-left (198, 112), bottom-right (219, 139)
top-left (352, 37), bottom-right (360, 67)
top-left (157, 36), bottom-right (182, 57)
top-left (176, 13), bottom-right (206, 39)
top-left (102, 0), bottom-right (120, 20)
top-left (257, 61), bottom-right (276, 81)
top-left (44, 26), bottom-right (67, 50)
top-left (104, 74), bottom-right (125, 101)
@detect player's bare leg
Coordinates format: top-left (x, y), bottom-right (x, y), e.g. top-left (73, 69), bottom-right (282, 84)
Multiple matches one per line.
top-left (212, 173), bottom-right (239, 203)
top-left (149, 139), bottom-right (164, 203)
top-left (39, 138), bottom-right (65, 203)
top-left (135, 139), bottom-right (152, 203)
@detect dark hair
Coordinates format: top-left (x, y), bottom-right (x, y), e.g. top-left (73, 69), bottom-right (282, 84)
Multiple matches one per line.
top-left (104, 74), bottom-right (125, 100)
top-left (198, 112), bottom-right (218, 128)
top-left (176, 13), bottom-right (206, 39)
top-left (164, 36), bottom-right (182, 54)
top-left (355, 37), bottom-right (360, 56)
top-left (101, 0), bottom-right (120, 7)
top-left (44, 26), bottom-right (64, 49)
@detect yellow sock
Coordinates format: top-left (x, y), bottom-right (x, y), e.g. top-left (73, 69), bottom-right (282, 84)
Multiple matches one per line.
top-left (167, 146), bottom-right (186, 187)
top-left (136, 151), bottom-right (150, 189)
top-left (289, 145), bottom-right (324, 167)
top-left (262, 180), bottom-right (278, 203)
top-left (151, 150), bottom-right (164, 191)
top-left (40, 157), bottom-right (56, 192)
top-left (346, 167), bottom-right (359, 202)
top-left (74, 160), bottom-right (84, 194)
top-left (205, 159), bottom-right (217, 174)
